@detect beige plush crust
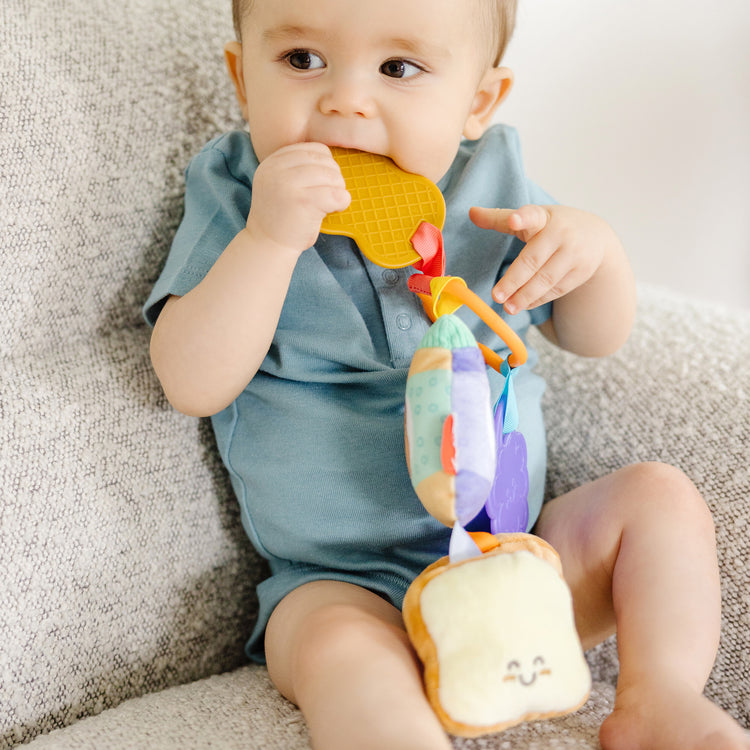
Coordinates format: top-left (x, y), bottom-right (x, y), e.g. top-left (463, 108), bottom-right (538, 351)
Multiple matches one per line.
top-left (404, 418), bottom-right (458, 527)
top-left (404, 346), bottom-right (456, 525)
top-left (403, 533), bottom-right (589, 738)
top-left (414, 471), bottom-right (457, 527)
top-left (408, 346), bottom-right (453, 375)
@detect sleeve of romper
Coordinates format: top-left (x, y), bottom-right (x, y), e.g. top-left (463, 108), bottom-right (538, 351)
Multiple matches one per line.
top-left (143, 132), bottom-right (257, 327)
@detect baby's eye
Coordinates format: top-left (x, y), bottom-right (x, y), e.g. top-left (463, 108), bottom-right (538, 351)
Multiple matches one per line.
top-left (380, 59), bottom-right (423, 79)
top-left (285, 50), bottom-right (325, 71)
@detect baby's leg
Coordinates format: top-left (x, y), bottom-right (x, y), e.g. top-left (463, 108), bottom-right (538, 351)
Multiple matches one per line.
top-left (535, 462), bottom-right (749, 750)
top-left (265, 579), bottom-right (452, 750)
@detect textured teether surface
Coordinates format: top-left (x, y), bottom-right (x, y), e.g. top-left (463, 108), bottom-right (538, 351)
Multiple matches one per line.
top-left (321, 147), bottom-right (446, 268)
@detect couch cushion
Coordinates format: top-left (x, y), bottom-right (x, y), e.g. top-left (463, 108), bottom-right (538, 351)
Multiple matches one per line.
top-left (1, 0), bottom-right (255, 742)
top-left (23, 665), bottom-right (615, 750)
top-left (0, 0), bottom-right (243, 358)
top-left (1, 330), bottom-right (264, 747)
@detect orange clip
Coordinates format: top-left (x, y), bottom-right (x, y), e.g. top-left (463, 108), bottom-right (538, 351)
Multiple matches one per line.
top-left (416, 276), bottom-right (528, 370)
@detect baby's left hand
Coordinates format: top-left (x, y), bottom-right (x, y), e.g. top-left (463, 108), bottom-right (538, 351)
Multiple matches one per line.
top-left (469, 205), bottom-right (612, 315)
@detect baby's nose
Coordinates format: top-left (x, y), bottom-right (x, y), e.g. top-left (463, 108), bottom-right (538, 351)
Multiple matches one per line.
top-left (319, 74), bottom-right (376, 118)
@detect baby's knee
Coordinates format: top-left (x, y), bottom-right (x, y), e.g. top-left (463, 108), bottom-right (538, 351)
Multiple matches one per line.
top-left (616, 461), bottom-right (714, 534)
top-left (291, 599), bottom-right (410, 692)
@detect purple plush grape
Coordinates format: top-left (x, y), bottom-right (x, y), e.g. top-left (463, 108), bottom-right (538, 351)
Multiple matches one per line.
top-left (484, 399), bottom-right (529, 533)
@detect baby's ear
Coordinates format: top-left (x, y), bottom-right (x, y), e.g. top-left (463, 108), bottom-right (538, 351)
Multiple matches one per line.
top-left (463, 67), bottom-right (513, 141)
top-left (224, 41), bottom-right (249, 120)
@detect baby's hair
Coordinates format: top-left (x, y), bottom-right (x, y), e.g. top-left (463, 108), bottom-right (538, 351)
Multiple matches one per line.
top-left (231, 0), bottom-right (518, 69)
top-left (231, 0), bottom-right (249, 44)
top-left (485, 0), bottom-right (518, 67)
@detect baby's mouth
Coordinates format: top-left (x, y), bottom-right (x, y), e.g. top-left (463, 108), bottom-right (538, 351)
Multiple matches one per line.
top-left (323, 140), bottom-right (387, 159)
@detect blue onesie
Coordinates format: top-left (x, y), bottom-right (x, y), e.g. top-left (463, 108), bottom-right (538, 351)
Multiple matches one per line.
top-left (144, 124), bottom-right (553, 662)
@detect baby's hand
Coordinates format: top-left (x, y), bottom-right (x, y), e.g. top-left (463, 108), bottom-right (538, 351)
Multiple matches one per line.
top-left (469, 205), bottom-right (611, 314)
top-left (247, 142), bottom-right (351, 255)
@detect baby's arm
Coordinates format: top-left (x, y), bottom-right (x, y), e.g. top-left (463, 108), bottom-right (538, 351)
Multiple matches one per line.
top-left (469, 205), bottom-right (636, 357)
top-left (149, 142), bottom-right (350, 417)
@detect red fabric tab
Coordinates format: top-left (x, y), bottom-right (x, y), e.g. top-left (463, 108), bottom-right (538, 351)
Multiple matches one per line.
top-left (410, 221), bottom-right (445, 277)
top-left (441, 414), bottom-right (457, 475)
top-left (407, 273), bottom-right (435, 296)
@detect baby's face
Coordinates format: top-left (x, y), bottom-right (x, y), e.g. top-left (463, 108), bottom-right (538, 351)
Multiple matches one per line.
top-left (234, 0), bottom-right (497, 182)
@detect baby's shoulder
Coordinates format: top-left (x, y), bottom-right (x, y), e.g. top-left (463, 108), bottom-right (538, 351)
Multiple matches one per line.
top-left (186, 130), bottom-right (259, 187)
top-left (447, 124), bottom-right (527, 190)
top-left (461, 123), bottom-right (522, 158)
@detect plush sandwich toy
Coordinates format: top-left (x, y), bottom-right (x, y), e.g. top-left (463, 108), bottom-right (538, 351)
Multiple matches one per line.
top-left (403, 532), bottom-right (591, 737)
top-left (401, 314), bottom-right (590, 737)
top-left (322, 148), bottom-right (591, 738)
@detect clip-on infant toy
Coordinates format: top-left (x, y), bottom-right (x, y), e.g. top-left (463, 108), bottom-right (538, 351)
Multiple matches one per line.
top-left (321, 149), bottom-right (591, 738)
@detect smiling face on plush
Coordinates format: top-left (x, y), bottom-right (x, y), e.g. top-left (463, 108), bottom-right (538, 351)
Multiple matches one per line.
top-left (504, 655), bottom-right (551, 687)
top-left (403, 535), bottom-right (591, 737)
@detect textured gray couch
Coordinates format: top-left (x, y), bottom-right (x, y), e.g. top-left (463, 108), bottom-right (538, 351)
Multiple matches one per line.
top-left (2, 0), bottom-right (748, 748)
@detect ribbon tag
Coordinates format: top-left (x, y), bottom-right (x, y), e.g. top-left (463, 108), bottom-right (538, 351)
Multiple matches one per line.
top-left (410, 221), bottom-right (445, 278)
top-left (497, 359), bottom-right (520, 435)
top-left (449, 522), bottom-right (484, 563)
top-left (482, 359), bottom-right (529, 533)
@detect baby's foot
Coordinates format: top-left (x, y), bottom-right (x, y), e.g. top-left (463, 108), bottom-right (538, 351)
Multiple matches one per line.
top-left (599, 680), bottom-right (749, 750)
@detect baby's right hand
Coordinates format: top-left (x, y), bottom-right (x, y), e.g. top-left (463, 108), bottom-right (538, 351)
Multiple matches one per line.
top-left (246, 142), bottom-right (351, 255)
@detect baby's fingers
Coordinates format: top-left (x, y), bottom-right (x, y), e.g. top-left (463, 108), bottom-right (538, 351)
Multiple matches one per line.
top-left (470, 205), bottom-right (550, 242)
top-left (491, 233), bottom-right (562, 311)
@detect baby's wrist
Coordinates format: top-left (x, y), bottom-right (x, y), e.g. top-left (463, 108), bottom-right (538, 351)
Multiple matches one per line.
top-left (242, 219), bottom-right (308, 260)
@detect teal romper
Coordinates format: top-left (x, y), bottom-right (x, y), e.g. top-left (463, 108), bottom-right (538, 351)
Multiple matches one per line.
top-left (144, 124), bottom-right (553, 662)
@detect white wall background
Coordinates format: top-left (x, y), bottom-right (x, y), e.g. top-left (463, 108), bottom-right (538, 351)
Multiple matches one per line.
top-left (497, 0), bottom-right (750, 310)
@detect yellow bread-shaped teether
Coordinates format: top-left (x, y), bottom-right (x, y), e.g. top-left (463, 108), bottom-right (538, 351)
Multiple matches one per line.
top-left (321, 147), bottom-right (446, 269)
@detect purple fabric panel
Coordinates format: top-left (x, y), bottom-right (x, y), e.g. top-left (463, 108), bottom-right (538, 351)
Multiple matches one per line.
top-left (451, 370), bottom-right (494, 475)
top-left (451, 346), bottom-right (485, 372)
top-left (450, 358), bottom-right (495, 524)
top-left (455, 470), bottom-right (493, 526)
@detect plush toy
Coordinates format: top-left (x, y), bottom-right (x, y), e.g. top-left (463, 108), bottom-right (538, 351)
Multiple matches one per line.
top-left (401, 312), bottom-right (589, 736)
top-left (404, 314), bottom-right (496, 529)
top-left (322, 148), bottom-right (591, 737)
top-left (403, 532), bottom-right (591, 737)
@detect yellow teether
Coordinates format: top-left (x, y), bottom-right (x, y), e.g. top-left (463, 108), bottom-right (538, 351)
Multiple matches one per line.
top-left (321, 147), bottom-right (446, 269)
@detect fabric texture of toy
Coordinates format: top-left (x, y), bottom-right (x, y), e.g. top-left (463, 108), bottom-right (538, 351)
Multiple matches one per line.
top-left (322, 148), bottom-right (591, 737)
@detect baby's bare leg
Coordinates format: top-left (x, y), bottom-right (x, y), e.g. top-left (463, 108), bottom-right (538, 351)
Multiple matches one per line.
top-left (265, 580), bottom-right (452, 750)
top-left (535, 462), bottom-right (748, 750)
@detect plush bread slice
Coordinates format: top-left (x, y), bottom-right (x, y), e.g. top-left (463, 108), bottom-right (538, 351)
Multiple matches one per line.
top-left (403, 533), bottom-right (591, 737)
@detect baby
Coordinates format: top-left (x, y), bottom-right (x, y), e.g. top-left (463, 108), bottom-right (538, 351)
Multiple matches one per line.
top-left (145, 0), bottom-right (749, 748)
